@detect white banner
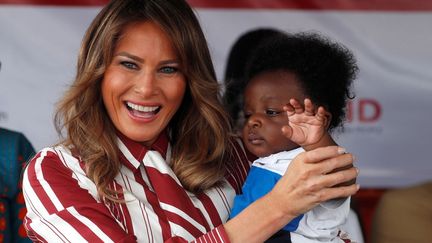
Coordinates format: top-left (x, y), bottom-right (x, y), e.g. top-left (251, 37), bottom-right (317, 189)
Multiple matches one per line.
top-left (1, 3), bottom-right (431, 188)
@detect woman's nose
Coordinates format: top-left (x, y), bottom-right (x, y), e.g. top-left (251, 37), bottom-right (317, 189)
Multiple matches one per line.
top-left (133, 72), bottom-right (158, 97)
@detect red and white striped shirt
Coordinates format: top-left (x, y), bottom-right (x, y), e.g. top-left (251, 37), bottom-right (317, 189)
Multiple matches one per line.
top-left (22, 133), bottom-right (251, 242)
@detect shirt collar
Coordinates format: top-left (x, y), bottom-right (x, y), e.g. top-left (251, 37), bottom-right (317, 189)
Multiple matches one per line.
top-left (116, 131), bottom-right (169, 172)
top-left (255, 147), bottom-right (304, 165)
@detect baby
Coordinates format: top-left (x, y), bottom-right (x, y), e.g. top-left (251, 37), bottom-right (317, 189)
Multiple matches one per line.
top-left (230, 32), bottom-right (358, 242)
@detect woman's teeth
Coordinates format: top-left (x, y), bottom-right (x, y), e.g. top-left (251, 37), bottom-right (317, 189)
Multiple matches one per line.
top-left (127, 102), bottom-right (159, 112)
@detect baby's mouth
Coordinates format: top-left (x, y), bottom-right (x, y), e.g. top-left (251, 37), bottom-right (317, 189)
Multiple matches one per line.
top-left (247, 133), bottom-right (264, 145)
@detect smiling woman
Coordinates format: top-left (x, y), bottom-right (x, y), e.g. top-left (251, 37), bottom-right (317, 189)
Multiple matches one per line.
top-left (21, 0), bottom-right (358, 242)
top-left (102, 21), bottom-right (186, 147)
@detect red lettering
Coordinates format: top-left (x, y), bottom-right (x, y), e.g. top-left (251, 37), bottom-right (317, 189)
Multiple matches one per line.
top-left (359, 99), bottom-right (381, 122)
top-left (345, 98), bottom-right (381, 123)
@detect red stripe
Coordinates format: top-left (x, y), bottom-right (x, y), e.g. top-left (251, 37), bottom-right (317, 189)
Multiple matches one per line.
top-left (145, 167), bottom-right (211, 230)
top-left (26, 151), bottom-right (59, 214)
top-left (57, 209), bottom-right (103, 242)
top-left (0, 0), bottom-right (431, 11)
top-left (28, 150), bottom-right (130, 241)
top-left (214, 226), bottom-right (229, 242)
top-left (76, 203), bottom-right (131, 241)
top-left (134, 169), bottom-right (173, 241)
top-left (189, 0), bottom-right (432, 11)
top-left (0, 0), bottom-right (107, 6)
top-left (197, 193), bottom-right (222, 228)
top-left (164, 211), bottom-right (204, 237)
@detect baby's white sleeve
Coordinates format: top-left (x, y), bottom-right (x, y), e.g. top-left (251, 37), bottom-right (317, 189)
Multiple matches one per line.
top-left (291, 197), bottom-right (351, 242)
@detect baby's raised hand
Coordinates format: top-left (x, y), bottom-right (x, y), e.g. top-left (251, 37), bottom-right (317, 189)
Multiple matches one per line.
top-left (282, 98), bottom-right (330, 147)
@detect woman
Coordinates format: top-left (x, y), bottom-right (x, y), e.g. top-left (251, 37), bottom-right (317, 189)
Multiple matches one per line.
top-left (22, 0), bottom-right (358, 242)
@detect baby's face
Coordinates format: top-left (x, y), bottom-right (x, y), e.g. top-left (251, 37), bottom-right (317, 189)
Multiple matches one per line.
top-left (242, 70), bottom-right (305, 157)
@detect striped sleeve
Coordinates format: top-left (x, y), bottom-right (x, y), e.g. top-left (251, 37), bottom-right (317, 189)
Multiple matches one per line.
top-left (192, 225), bottom-right (229, 243)
top-left (164, 225), bottom-right (229, 243)
top-left (22, 147), bottom-right (136, 243)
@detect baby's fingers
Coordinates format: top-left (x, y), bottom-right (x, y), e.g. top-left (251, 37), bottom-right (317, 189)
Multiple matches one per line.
top-left (304, 98), bottom-right (316, 116)
top-left (289, 98), bottom-right (304, 114)
top-left (283, 103), bottom-right (295, 117)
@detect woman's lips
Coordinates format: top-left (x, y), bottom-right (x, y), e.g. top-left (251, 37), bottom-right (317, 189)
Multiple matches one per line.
top-left (125, 101), bottom-right (161, 121)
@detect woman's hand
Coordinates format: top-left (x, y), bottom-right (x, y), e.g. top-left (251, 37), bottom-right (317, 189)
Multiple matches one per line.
top-left (225, 146), bottom-right (358, 243)
top-left (267, 145), bottom-right (358, 220)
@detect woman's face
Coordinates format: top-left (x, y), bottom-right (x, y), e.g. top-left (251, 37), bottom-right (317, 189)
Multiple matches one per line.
top-left (102, 21), bottom-right (186, 147)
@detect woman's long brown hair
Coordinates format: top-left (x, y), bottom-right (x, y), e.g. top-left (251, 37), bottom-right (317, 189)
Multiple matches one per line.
top-left (55, 0), bottom-right (233, 200)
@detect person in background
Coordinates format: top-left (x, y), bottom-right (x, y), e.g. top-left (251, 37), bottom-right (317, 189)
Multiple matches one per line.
top-left (223, 28), bottom-right (286, 133)
top-left (0, 62), bottom-right (34, 243)
top-left (22, 0), bottom-right (358, 242)
top-left (371, 182), bottom-right (432, 243)
top-left (230, 32), bottom-right (358, 242)
top-left (0, 128), bottom-right (35, 243)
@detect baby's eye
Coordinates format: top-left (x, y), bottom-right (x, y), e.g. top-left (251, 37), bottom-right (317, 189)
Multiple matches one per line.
top-left (120, 61), bottom-right (138, 70)
top-left (243, 112), bottom-right (251, 119)
top-left (266, 109), bottom-right (281, 117)
top-left (160, 66), bottom-right (178, 74)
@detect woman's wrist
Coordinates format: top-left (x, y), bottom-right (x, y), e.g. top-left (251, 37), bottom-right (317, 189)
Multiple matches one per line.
top-left (224, 193), bottom-right (296, 243)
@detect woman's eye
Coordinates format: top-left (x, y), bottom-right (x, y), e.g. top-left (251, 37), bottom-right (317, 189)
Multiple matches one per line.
top-left (160, 66), bottom-right (178, 74)
top-left (120, 61), bottom-right (138, 70)
top-left (266, 110), bottom-right (280, 116)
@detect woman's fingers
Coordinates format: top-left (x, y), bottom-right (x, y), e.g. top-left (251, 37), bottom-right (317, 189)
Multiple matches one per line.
top-left (300, 146), bottom-right (348, 164)
top-left (313, 184), bottom-right (360, 202)
top-left (320, 153), bottom-right (355, 175)
top-left (271, 146), bottom-right (359, 217)
top-left (314, 166), bottom-right (359, 188)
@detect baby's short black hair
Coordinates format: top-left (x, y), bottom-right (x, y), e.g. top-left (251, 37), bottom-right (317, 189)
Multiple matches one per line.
top-left (223, 28), bottom-right (286, 127)
top-left (245, 32), bottom-right (359, 131)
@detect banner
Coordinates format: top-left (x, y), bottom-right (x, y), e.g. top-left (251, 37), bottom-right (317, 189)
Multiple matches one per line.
top-left (1, 0), bottom-right (431, 188)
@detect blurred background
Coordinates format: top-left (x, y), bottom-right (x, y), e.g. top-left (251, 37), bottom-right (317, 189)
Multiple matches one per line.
top-left (1, 0), bottom-right (431, 242)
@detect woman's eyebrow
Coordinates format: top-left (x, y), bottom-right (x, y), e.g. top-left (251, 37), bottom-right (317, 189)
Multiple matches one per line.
top-left (115, 51), bottom-right (144, 63)
top-left (159, 59), bottom-right (180, 65)
top-left (115, 52), bottom-right (179, 66)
